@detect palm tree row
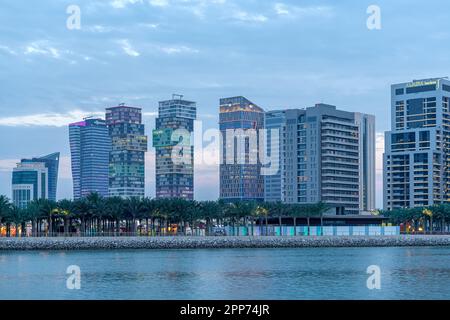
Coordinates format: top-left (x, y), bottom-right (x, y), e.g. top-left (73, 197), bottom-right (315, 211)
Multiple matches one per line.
top-left (380, 204), bottom-right (450, 234)
top-left (0, 193), bottom-right (330, 237)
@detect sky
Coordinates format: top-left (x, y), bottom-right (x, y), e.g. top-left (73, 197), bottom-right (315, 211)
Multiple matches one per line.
top-left (1, 0), bottom-right (450, 208)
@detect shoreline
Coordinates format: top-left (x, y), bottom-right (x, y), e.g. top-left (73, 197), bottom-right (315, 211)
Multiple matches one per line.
top-left (1, 235), bottom-right (450, 251)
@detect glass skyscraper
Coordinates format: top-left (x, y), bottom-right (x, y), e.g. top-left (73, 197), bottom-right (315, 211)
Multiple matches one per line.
top-left (106, 104), bottom-right (148, 198)
top-left (264, 110), bottom-right (286, 202)
top-left (219, 96), bottom-right (265, 202)
top-left (12, 161), bottom-right (49, 208)
top-left (384, 77), bottom-right (450, 210)
top-left (20, 152), bottom-right (59, 202)
top-left (69, 118), bottom-right (111, 199)
top-left (153, 95), bottom-right (196, 200)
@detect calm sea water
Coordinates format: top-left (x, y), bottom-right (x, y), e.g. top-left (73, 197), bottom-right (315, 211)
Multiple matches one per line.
top-left (1, 247), bottom-right (449, 300)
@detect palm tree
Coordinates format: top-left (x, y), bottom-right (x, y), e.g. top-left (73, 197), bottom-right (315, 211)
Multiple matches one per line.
top-left (104, 196), bottom-right (125, 236)
top-left (253, 205), bottom-right (268, 236)
top-left (268, 202), bottom-right (287, 236)
top-left (33, 199), bottom-right (57, 237)
top-left (0, 195), bottom-right (11, 236)
top-left (124, 197), bottom-right (145, 236)
top-left (57, 199), bottom-right (74, 236)
top-left (198, 201), bottom-right (222, 236)
top-left (423, 208), bottom-right (433, 234)
top-left (8, 206), bottom-right (25, 237)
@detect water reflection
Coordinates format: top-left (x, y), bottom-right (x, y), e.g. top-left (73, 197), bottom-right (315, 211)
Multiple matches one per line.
top-left (0, 247), bottom-right (449, 300)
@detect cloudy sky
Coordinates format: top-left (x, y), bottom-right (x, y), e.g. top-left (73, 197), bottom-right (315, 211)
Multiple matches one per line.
top-left (1, 0), bottom-right (450, 208)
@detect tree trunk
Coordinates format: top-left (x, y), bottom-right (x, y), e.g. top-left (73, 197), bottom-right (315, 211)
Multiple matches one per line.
top-left (32, 219), bottom-right (36, 237)
top-left (279, 216), bottom-right (282, 236)
top-left (294, 217), bottom-right (297, 236)
top-left (48, 216), bottom-right (52, 237)
top-left (265, 215), bottom-right (268, 236)
top-left (21, 222), bottom-right (26, 237)
top-left (320, 216), bottom-right (324, 236)
top-left (64, 218), bottom-right (68, 237)
top-left (430, 216), bottom-right (433, 235)
top-left (307, 217), bottom-right (311, 236)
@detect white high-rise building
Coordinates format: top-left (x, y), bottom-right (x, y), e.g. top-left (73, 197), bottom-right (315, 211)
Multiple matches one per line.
top-left (384, 77), bottom-right (450, 210)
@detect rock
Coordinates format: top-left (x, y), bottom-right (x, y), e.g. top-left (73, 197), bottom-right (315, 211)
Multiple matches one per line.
top-left (1, 235), bottom-right (450, 251)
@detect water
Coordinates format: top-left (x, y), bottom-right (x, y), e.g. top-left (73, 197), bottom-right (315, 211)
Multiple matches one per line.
top-left (1, 247), bottom-right (450, 300)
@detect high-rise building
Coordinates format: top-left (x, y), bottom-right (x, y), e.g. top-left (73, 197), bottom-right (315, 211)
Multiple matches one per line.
top-left (12, 162), bottom-right (49, 208)
top-left (106, 104), bottom-right (148, 198)
top-left (264, 110), bottom-right (286, 202)
top-left (384, 77), bottom-right (450, 210)
top-left (266, 104), bottom-right (375, 215)
top-left (219, 96), bottom-right (265, 202)
top-left (69, 118), bottom-right (111, 199)
top-left (153, 95), bottom-right (196, 200)
top-left (21, 152), bottom-right (59, 202)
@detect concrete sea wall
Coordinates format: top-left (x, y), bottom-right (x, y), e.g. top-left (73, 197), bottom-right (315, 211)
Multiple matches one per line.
top-left (1, 235), bottom-right (450, 251)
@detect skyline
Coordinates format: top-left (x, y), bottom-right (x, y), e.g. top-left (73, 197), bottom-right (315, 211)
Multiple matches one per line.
top-left (2, 0), bottom-right (450, 207)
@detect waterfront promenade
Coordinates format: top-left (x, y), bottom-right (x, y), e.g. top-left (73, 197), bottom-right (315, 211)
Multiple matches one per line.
top-left (1, 235), bottom-right (450, 251)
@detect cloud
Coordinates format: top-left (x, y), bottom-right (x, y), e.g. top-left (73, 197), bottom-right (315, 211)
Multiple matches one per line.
top-left (117, 39), bottom-right (140, 57)
top-left (149, 0), bottom-right (169, 7)
top-left (138, 23), bottom-right (159, 29)
top-left (0, 109), bottom-right (158, 127)
top-left (233, 11), bottom-right (268, 23)
top-left (0, 45), bottom-right (17, 55)
top-left (110, 0), bottom-right (143, 9)
top-left (0, 159), bottom-right (18, 172)
top-left (24, 41), bottom-right (63, 59)
top-left (274, 3), bottom-right (334, 18)
top-left (274, 3), bottom-right (290, 15)
top-left (0, 110), bottom-right (104, 127)
top-left (85, 25), bottom-right (119, 33)
top-left (158, 45), bottom-right (199, 55)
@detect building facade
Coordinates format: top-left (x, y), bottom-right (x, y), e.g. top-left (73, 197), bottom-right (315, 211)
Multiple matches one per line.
top-left (219, 96), bottom-right (265, 202)
top-left (69, 118), bottom-right (111, 199)
top-left (384, 78), bottom-right (450, 210)
top-left (20, 153), bottom-right (59, 202)
top-left (12, 162), bottom-right (49, 209)
top-left (264, 110), bottom-right (286, 202)
top-left (265, 104), bottom-right (375, 215)
top-left (153, 95), bottom-right (197, 200)
top-left (106, 104), bottom-right (148, 198)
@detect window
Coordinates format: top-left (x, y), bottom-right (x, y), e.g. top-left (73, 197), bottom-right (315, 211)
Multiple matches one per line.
top-left (396, 88), bottom-right (404, 95)
top-left (406, 84), bottom-right (437, 94)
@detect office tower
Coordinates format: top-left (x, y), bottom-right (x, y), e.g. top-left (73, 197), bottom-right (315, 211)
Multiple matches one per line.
top-left (12, 162), bottom-right (49, 209)
top-left (267, 104), bottom-right (375, 215)
top-left (153, 95), bottom-right (196, 200)
top-left (219, 96), bottom-right (265, 202)
top-left (264, 110), bottom-right (286, 202)
top-left (69, 118), bottom-right (111, 199)
top-left (384, 77), bottom-right (450, 210)
top-left (106, 104), bottom-right (148, 198)
top-left (21, 153), bottom-right (60, 202)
